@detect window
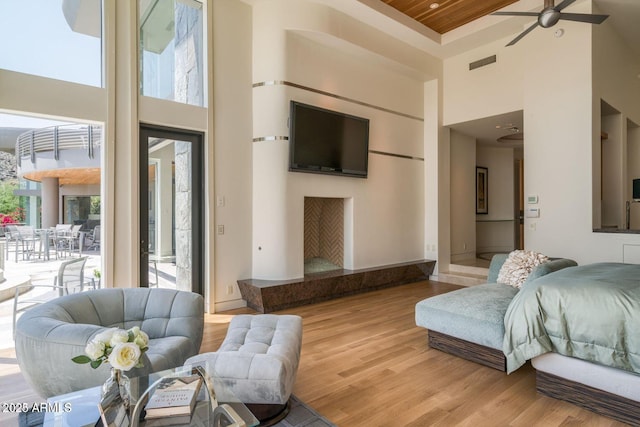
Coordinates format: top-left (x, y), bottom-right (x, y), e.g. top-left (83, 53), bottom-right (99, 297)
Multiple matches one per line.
top-left (139, 0), bottom-right (204, 106)
top-left (0, 0), bottom-right (102, 87)
top-left (63, 195), bottom-right (100, 227)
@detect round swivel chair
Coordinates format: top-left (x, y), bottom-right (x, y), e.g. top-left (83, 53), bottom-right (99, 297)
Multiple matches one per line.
top-left (14, 287), bottom-right (204, 398)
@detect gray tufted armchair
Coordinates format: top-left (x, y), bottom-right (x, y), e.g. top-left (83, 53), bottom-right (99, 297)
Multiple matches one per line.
top-left (15, 287), bottom-right (204, 398)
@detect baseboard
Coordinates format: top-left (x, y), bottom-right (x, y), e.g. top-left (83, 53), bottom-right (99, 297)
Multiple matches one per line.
top-left (214, 298), bottom-right (247, 312)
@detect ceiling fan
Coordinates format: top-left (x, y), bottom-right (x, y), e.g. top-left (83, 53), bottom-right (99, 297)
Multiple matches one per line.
top-left (493, 0), bottom-right (609, 46)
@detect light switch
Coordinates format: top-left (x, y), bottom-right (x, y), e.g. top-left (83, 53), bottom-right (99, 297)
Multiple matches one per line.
top-left (525, 208), bottom-right (540, 218)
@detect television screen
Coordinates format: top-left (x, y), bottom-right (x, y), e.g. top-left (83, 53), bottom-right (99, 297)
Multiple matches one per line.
top-left (289, 101), bottom-right (369, 178)
top-left (634, 178), bottom-right (640, 200)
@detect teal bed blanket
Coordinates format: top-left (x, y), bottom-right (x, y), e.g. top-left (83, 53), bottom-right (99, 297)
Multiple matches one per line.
top-left (503, 262), bottom-right (640, 374)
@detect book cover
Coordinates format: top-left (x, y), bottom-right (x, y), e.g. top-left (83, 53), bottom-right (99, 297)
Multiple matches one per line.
top-left (144, 375), bottom-right (203, 420)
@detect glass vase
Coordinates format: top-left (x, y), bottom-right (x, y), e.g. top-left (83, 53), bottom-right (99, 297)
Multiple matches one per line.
top-left (102, 368), bottom-right (133, 409)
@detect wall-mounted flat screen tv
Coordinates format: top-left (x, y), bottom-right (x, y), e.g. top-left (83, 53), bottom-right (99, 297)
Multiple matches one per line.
top-left (288, 101), bottom-right (369, 178)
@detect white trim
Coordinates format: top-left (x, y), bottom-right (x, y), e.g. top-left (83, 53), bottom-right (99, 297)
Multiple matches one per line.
top-left (214, 299), bottom-right (248, 313)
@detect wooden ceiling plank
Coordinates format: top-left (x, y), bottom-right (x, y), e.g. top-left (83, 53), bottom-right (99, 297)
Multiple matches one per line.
top-left (380, 0), bottom-right (518, 34)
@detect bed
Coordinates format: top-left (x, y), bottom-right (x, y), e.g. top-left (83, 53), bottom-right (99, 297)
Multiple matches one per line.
top-left (503, 262), bottom-right (640, 424)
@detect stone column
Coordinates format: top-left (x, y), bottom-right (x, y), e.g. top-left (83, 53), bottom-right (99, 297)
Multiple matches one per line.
top-left (174, 141), bottom-right (192, 291)
top-left (41, 177), bottom-right (60, 228)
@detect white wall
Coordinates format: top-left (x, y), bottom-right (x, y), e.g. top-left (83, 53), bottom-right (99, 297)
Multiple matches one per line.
top-left (449, 130), bottom-right (476, 261)
top-left (443, 0), bottom-right (640, 264)
top-left (593, 7), bottom-right (640, 236)
top-left (600, 112), bottom-right (623, 228)
top-left (211, 0), bottom-right (253, 310)
top-left (442, 31), bottom-right (523, 268)
top-left (476, 146), bottom-right (514, 254)
top-left (628, 124), bottom-right (640, 228)
top-left (443, 37), bottom-right (523, 127)
top-left (251, 1), bottom-right (432, 280)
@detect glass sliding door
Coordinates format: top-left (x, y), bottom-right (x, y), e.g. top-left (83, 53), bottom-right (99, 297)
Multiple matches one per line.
top-left (139, 124), bottom-right (203, 294)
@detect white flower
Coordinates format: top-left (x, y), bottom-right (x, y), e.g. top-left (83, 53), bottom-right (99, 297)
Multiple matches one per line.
top-left (85, 340), bottom-right (106, 360)
top-left (74, 327), bottom-right (149, 369)
top-left (108, 342), bottom-right (141, 371)
top-left (94, 328), bottom-right (117, 345)
top-left (133, 330), bottom-right (149, 349)
top-left (110, 329), bottom-right (130, 347)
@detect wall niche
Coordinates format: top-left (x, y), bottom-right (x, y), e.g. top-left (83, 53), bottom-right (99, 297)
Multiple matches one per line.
top-left (596, 99), bottom-right (640, 232)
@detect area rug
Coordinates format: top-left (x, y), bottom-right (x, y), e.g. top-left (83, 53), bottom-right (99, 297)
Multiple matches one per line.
top-left (18, 394), bottom-right (336, 427)
top-left (273, 395), bottom-right (336, 427)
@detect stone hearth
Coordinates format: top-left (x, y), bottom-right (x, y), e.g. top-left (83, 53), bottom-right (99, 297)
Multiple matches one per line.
top-left (237, 260), bottom-right (436, 313)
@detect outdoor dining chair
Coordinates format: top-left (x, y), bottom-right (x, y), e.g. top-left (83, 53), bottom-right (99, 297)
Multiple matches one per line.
top-left (84, 225), bottom-right (101, 251)
top-left (4, 224), bottom-right (21, 261)
top-left (53, 224), bottom-right (80, 258)
top-left (12, 256), bottom-right (95, 339)
top-left (13, 226), bottom-right (40, 262)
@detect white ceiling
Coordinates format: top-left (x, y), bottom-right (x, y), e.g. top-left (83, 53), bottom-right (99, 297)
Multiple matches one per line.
top-left (448, 111), bottom-right (524, 148)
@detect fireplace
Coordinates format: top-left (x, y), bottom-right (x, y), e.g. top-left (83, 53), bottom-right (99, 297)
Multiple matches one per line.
top-left (304, 197), bottom-right (344, 275)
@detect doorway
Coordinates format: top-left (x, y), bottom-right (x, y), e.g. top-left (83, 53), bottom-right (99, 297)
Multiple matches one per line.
top-left (514, 158), bottom-right (524, 250)
top-left (448, 110), bottom-right (524, 269)
top-left (139, 124), bottom-right (203, 294)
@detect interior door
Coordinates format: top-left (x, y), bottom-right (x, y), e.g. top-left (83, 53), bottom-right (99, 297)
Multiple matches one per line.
top-left (139, 124), bottom-right (203, 294)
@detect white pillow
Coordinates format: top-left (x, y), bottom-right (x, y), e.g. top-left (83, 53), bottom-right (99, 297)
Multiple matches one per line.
top-left (497, 250), bottom-right (549, 288)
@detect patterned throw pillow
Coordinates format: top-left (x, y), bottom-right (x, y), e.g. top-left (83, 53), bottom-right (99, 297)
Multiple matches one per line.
top-left (497, 250), bottom-right (549, 288)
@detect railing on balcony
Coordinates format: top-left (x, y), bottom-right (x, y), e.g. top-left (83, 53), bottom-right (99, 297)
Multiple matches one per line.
top-left (16, 125), bottom-right (102, 167)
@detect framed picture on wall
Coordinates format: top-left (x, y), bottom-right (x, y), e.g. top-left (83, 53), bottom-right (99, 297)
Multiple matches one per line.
top-left (476, 166), bottom-right (488, 214)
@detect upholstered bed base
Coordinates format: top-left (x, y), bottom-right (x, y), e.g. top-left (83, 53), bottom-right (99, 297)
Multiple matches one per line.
top-left (532, 353), bottom-right (640, 425)
top-left (428, 331), bottom-right (506, 371)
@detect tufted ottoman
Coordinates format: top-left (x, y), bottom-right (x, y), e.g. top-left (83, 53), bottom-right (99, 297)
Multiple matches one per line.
top-left (185, 314), bottom-right (303, 425)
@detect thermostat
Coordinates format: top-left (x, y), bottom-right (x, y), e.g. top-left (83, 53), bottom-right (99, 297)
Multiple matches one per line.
top-left (527, 195), bottom-right (538, 204)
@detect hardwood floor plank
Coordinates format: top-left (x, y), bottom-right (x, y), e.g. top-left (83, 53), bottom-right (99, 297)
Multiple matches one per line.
top-left (0, 280), bottom-right (630, 426)
top-left (229, 280), bottom-right (627, 427)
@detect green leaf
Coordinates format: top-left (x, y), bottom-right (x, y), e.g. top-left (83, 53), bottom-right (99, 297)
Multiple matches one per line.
top-left (71, 355), bottom-right (91, 364)
top-left (127, 330), bottom-right (135, 342)
top-left (90, 360), bottom-right (103, 369)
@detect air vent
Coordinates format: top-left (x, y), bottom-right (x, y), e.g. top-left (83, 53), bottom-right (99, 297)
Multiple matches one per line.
top-left (469, 55), bottom-right (496, 71)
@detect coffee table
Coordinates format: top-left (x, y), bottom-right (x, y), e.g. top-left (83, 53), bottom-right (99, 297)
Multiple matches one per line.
top-left (43, 365), bottom-right (260, 426)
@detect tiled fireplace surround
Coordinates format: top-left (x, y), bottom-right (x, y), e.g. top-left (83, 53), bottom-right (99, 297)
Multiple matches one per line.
top-left (304, 197), bottom-right (344, 271)
top-left (238, 197), bottom-right (435, 313)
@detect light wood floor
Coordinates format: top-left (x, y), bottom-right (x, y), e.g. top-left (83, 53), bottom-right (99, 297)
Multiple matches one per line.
top-left (0, 281), bottom-right (629, 426)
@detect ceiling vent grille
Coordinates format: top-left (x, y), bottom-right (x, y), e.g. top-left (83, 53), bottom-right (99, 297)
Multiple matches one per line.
top-left (469, 55), bottom-right (497, 70)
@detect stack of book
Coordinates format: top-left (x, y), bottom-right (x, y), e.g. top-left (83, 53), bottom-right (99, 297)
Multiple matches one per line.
top-left (144, 375), bottom-right (203, 426)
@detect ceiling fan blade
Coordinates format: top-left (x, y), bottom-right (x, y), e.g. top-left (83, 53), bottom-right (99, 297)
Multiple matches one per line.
top-left (559, 13), bottom-right (609, 24)
top-left (492, 11), bottom-right (539, 17)
top-left (554, 0), bottom-right (577, 12)
top-left (506, 21), bottom-right (539, 46)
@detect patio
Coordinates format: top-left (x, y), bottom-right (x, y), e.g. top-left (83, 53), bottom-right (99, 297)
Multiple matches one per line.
top-left (0, 245), bottom-right (178, 350)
